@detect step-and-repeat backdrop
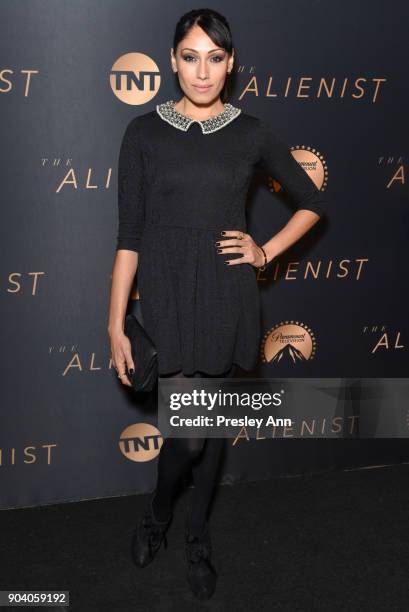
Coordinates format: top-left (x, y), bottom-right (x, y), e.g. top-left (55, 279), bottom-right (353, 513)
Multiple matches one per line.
top-left (1, 1), bottom-right (408, 510)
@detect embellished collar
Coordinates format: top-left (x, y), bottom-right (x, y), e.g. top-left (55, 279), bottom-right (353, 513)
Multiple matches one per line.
top-left (156, 99), bottom-right (241, 134)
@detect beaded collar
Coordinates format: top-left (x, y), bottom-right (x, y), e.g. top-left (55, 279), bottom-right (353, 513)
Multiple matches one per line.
top-left (156, 99), bottom-right (242, 134)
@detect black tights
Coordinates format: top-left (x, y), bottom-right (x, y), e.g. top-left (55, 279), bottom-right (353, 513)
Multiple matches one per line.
top-left (151, 365), bottom-right (236, 537)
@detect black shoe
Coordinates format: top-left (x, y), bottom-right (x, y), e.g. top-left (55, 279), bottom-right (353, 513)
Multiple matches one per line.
top-left (131, 492), bottom-right (172, 568)
top-left (184, 511), bottom-right (217, 600)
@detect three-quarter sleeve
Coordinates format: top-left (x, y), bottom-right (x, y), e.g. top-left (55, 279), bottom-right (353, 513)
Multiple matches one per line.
top-left (116, 117), bottom-right (145, 252)
top-left (255, 119), bottom-right (326, 218)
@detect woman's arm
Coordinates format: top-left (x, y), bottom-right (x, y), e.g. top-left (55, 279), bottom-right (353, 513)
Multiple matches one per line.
top-left (261, 209), bottom-right (320, 265)
top-left (108, 118), bottom-right (146, 385)
top-left (255, 119), bottom-right (327, 264)
top-left (108, 250), bottom-right (138, 335)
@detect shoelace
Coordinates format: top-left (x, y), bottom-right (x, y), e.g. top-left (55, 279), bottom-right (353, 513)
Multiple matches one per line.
top-left (141, 514), bottom-right (167, 548)
top-left (186, 536), bottom-right (211, 564)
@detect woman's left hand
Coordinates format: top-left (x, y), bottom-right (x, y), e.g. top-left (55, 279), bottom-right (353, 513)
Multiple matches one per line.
top-left (215, 230), bottom-right (266, 268)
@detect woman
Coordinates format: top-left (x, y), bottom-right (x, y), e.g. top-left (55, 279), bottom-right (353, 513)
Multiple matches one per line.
top-left (108, 8), bottom-right (326, 601)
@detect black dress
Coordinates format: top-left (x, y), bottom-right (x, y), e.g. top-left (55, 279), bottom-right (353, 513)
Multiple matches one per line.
top-left (116, 99), bottom-right (326, 376)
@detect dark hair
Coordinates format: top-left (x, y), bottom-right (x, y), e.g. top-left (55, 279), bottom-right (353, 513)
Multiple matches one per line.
top-left (172, 8), bottom-right (235, 103)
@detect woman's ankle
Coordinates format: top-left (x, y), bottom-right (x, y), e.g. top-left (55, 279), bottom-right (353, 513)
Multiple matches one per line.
top-left (150, 491), bottom-right (172, 523)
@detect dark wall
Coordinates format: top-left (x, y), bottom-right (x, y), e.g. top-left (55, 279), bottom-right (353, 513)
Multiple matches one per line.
top-left (1, 0), bottom-right (408, 510)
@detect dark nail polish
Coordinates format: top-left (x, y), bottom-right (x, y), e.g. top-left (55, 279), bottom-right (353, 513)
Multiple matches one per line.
top-left (217, 248), bottom-right (222, 253)
top-left (129, 368), bottom-right (134, 375)
top-left (221, 231), bottom-right (226, 235)
top-left (215, 241), bottom-right (220, 246)
top-left (225, 261), bottom-right (230, 265)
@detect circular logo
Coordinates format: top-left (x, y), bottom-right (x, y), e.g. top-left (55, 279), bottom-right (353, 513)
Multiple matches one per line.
top-left (269, 146), bottom-right (328, 192)
top-left (260, 321), bottom-right (317, 364)
top-left (119, 423), bottom-right (163, 462)
top-left (110, 52), bottom-right (161, 105)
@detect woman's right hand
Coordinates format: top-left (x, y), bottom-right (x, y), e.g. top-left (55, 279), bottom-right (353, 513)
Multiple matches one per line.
top-left (109, 329), bottom-right (135, 387)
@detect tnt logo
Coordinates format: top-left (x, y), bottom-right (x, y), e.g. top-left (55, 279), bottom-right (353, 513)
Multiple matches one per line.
top-left (119, 423), bottom-right (163, 462)
top-left (110, 52), bottom-right (161, 105)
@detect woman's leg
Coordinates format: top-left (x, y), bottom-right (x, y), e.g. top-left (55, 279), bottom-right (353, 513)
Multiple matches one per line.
top-left (151, 365), bottom-right (236, 525)
top-left (188, 364), bottom-right (237, 536)
top-left (151, 370), bottom-right (206, 522)
top-left (187, 437), bottom-right (224, 536)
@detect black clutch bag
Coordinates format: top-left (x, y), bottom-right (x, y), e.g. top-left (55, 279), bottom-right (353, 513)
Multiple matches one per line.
top-left (123, 313), bottom-right (158, 392)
